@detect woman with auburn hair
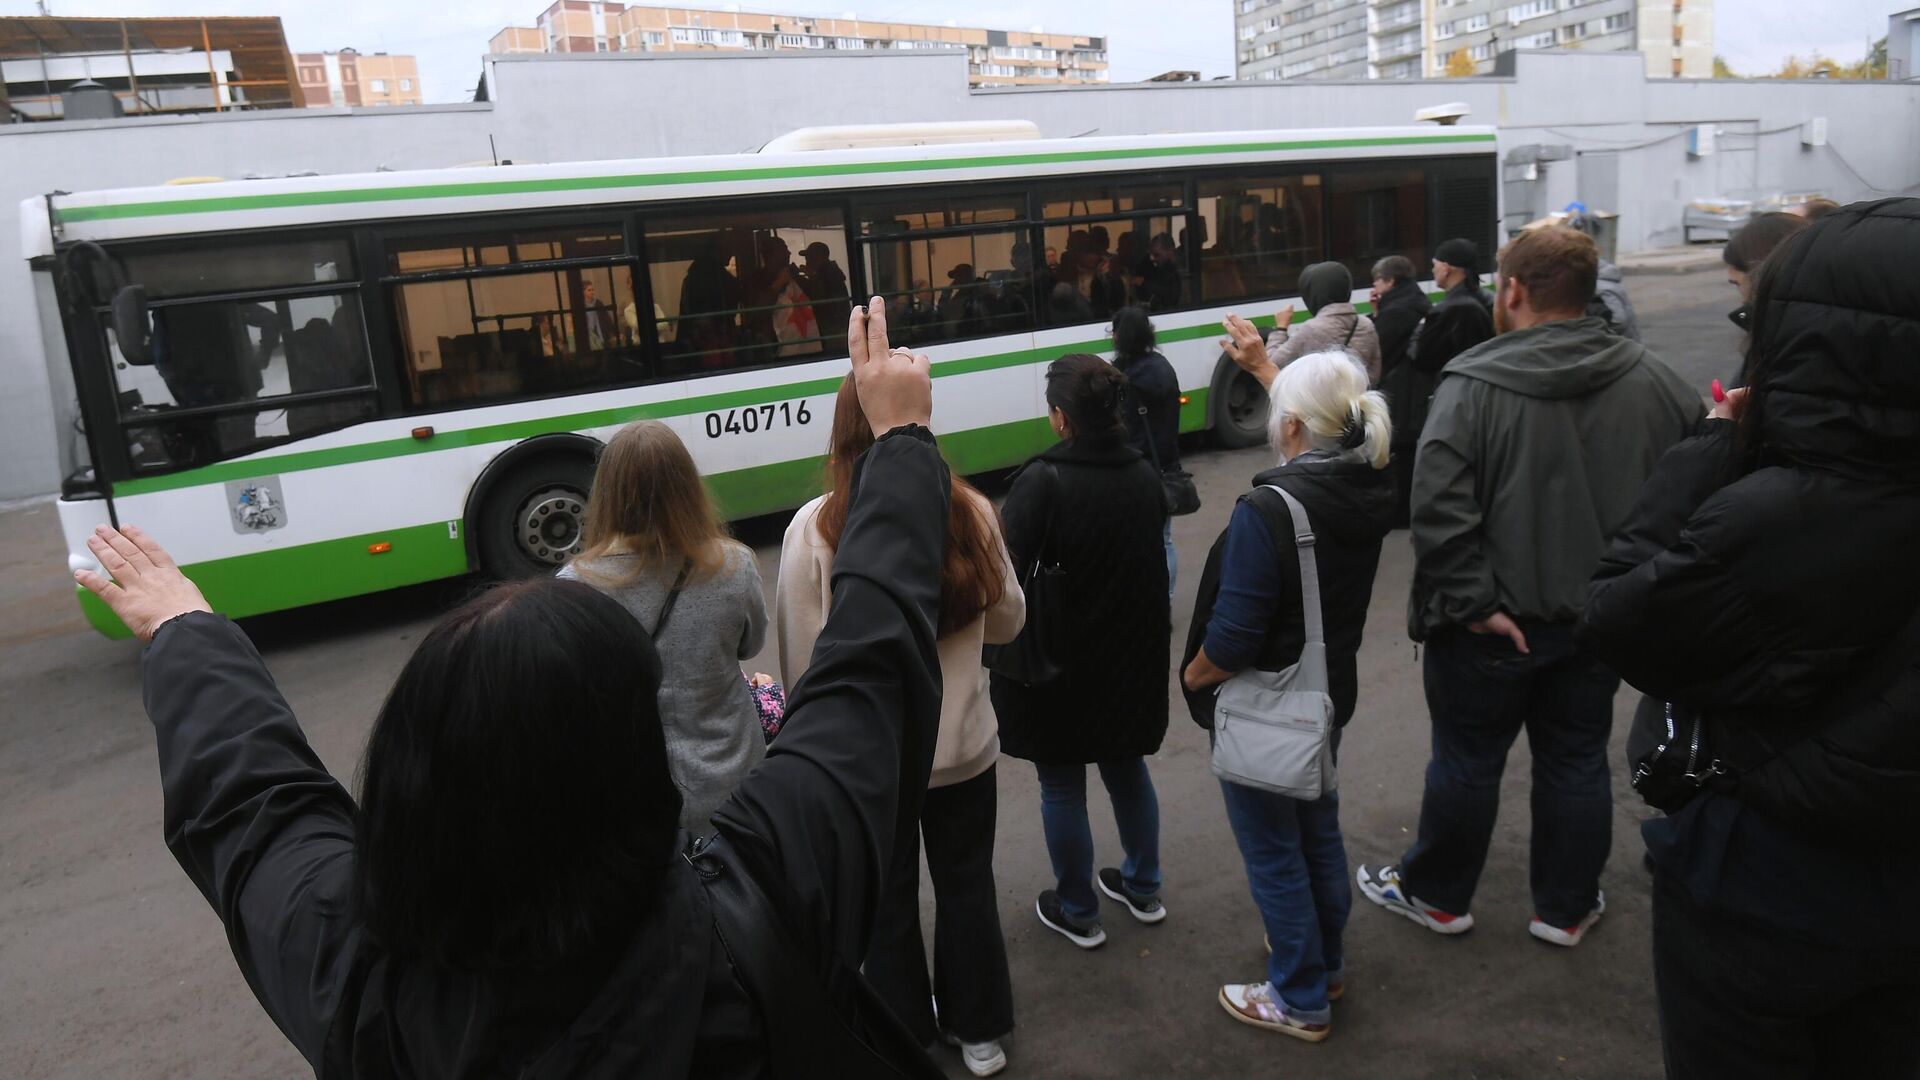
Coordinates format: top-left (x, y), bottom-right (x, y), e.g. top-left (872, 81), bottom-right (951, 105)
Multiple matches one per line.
top-left (562, 418), bottom-right (768, 835)
top-left (777, 376), bottom-right (1025, 1078)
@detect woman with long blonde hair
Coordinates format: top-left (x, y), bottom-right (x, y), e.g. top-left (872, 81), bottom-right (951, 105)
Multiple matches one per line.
top-left (562, 419), bottom-right (768, 834)
top-left (776, 376), bottom-right (1024, 1077)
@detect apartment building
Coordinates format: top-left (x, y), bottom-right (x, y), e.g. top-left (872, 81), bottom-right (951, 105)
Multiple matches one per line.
top-left (488, 2), bottom-right (1108, 87)
top-left (296, 48), bottom-right (423, 107)
top-left (1235, 0), bottom-right (1711, 82)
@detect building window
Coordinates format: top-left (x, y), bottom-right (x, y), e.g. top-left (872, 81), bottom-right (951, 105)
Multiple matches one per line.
top-left (1603, 12), bottom-right (1631, 32)
top-left (1518, 30), bottom-right (1555, 47)
top-left (1194, 172), bottom-right (1324, 302)
top-left (644, 30), bottom-right (665, 45)
top-left (1462, 13), bottom-right (1489, 31)
top-left (645, 205), bottom-right (851, 373)
top-left (671, 26), bottom-right (745, 46)
top-left (1470, 42), bottom-right (1497, 60)
top-left (1560, 22), bottom-right (1588, 41)
top-left (399, 77), bottom-right (412, 90)
top-left (1509, 0), bottom-right (1558, 21)
top-left (1435, 21), bottom-right (1456, 39)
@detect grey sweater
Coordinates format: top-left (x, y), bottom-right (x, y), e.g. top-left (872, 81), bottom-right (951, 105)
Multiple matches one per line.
top-left (559, 542), bottom-right (769, 834)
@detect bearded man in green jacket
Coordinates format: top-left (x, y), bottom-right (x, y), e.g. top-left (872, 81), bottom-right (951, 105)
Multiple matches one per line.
top-left (1356, 225), bottom-right (1704, 949)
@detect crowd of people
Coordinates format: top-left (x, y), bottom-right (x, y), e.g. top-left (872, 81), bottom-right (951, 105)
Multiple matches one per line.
top-left (82, 196), bottom-right (1918, 1079)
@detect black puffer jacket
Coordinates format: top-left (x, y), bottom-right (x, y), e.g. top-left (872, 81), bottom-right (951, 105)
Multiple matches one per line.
top-left (1579, 198), bottom-right (1920, 832)
top-left (1411, 278), bottom-right (1493, 376)
top-left (994, 433), bottom-right (1170, 765)
top-left (1181, 452), bottom-right (1396, 730)
top-left (1374, 280), bottom-right (1434, 451)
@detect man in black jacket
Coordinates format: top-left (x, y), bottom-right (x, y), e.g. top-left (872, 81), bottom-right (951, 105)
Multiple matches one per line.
top-left (78, 298), bottom-right (951, 1079)
top-left (1413, 238), bottom-right (1493, 378)
top-left (1369, 254), bottom-right (1433, 527)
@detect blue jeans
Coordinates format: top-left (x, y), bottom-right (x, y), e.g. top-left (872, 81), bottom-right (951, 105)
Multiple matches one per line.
top-left (1163, 518), bottom-right (1177, 600)
top-left (1398, 623), bottom-right (1619, 927)
top-left (1220, 781), bottom-right (1348, 1023)
top-left (1035, 758), bottom-right (1162, 921)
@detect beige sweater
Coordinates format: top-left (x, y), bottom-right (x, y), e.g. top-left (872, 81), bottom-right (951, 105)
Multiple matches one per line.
top-left (1264, 302), bottom-right (1384, 387)
top-left (776, 489), bottom-right (1025, 788)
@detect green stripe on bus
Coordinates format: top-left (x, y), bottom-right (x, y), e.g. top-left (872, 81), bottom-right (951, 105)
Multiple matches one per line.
top-left (79, 414), bottom-right (1074, 635)
top-left (55, 133), bottom-right (1496, 225)
top-left (75, 519), bottom-right (471, 639)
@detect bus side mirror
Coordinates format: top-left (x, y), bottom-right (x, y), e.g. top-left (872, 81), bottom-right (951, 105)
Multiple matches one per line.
top-left (112, 285), bottom-right (153, 365)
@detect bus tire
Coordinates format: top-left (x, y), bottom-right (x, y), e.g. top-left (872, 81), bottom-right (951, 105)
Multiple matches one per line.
top-left (475, 456), bottom-right (597, 579)
top-left (1209, 355), bottom-right (1270, 449)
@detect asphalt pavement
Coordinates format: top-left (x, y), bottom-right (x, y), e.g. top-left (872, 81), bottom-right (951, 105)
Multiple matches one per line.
top-left (0, 264), bottom-right (1742, 1079)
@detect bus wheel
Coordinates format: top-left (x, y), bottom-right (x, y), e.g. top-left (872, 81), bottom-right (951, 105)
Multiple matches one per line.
top-left (476, 457), bottom-right (595, 579)
top-left (1211, 365), bottom-right (1270, 449)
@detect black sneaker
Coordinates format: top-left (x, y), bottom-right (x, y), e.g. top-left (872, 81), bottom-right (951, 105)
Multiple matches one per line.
top-left (1036, 890), bottom-right (1107, 949)
top-left (1096, 868), bottom-right (1167, 924)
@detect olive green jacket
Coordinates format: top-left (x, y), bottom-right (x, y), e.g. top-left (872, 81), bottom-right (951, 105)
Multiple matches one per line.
top-left (1407, 316), bottom-right (1704, 641)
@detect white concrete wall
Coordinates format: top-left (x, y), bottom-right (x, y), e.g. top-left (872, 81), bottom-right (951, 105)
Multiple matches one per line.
top-left (1, 47), bottom-right (1915, 500)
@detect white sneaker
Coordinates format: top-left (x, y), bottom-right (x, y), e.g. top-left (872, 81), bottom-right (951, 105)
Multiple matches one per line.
top-left (1529, 891), bottom-right (1606, 947)
top-left (944, 1033), bottom-right (1008, 1077)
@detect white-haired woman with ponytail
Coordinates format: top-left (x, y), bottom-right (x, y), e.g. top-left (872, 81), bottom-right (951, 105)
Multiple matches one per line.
top-left (1179, 349), bottom-right (1396, 1043)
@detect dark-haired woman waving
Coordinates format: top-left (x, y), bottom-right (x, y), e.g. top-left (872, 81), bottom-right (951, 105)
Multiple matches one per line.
top-left (993, 353), bottom-right (1171, 951)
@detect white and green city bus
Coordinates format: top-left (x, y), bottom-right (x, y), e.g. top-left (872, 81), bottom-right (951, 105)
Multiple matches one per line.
top-left (24, 123), bottom-right (1496, 637)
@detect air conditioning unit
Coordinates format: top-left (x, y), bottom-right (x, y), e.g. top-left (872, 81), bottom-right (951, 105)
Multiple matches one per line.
top-left (1688, 125), bottom-right (1716, 157)
top-left (1801, 117), bottom-right (1828, 147)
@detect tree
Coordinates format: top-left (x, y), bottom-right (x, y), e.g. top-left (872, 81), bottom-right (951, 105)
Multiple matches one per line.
top-left (1712, 55), bottom-right (1738, 78)
top-left (1444, 48), bottom-right (1476, 77)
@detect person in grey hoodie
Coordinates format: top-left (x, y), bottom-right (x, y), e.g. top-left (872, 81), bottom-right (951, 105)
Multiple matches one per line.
top-left (1263, 261), bottom-right (1383, 386)
top-left (1590, 260), bottom-right (1641, 341)
top-left (1354, 225), bottom-right (1703, 948)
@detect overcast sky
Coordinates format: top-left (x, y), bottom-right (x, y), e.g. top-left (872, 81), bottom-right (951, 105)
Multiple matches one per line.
top-left (3, 0), bottom-right (1899, 102)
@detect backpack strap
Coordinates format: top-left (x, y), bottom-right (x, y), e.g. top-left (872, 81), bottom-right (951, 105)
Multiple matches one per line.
top-left (1255, 484), bottom-right (1322, 647)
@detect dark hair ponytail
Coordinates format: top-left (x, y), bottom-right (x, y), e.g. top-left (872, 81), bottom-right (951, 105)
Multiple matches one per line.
top-left (1046, 353), bottom-right (1128, 439)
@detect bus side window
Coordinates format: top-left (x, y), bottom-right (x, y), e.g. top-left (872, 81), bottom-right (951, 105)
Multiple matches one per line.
top-left (1193, 171), bottom-right (1326, 305)
top-left (386, 224), bottom-right (643, 408)
top-left (644, 206), bottom-right (851, 375)
top-left (1034, 180), bottom-right (1187, 326)
top-left (854, 192), bottom-right (1033, 349)
top-left (1327, 166), bottom-right (1430, 287)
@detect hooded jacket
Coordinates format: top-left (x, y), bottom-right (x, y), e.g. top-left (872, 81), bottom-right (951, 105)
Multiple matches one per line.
top-left (1182, 451), bottom-right (1396, 730)
top-left (1579, 197), bottom-right (1920, 835)
top-left (1590, 260), bottom-right (1642, 341)
top-left (139, 427), bottom-right (952, 1079)
top-left (1264, 262), bottom-right (1383, 386)
top-left (1408, 316), bottom-right (1702, 641)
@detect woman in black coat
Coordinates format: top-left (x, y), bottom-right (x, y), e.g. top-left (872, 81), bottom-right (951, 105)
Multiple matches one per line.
top-left (1577, 200), bottom-right (1920, 1079)
top-left (75, 300), bottom-right (953, 1079)
top-left (993, 353), bottom-right (1171, 951)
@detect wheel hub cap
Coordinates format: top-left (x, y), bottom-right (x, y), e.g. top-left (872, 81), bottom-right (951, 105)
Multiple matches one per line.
top-left (517, 487), bottom-right (586, 566)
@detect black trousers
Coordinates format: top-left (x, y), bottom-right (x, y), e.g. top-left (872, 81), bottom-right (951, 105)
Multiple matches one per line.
top-left (1653, 872), bottom-right (1920, 1078)
top-left (864, 764), bottom-right (1015, 1044)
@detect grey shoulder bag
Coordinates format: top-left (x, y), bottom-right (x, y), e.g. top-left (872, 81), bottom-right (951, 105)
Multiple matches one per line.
top-left (1209, 484), bottom-right (1337, 799)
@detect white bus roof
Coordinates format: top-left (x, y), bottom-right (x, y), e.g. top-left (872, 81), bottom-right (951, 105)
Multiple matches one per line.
top-left (26, 124), bottom-right (1495, 253)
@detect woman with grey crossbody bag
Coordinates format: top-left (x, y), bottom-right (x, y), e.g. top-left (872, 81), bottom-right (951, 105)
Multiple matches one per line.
top-left (1180, 351), bottom-right (1395, 1043)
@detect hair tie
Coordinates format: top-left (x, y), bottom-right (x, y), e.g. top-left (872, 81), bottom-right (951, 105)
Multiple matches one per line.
top-left (1338, 402), bottom-right (1367, 450)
